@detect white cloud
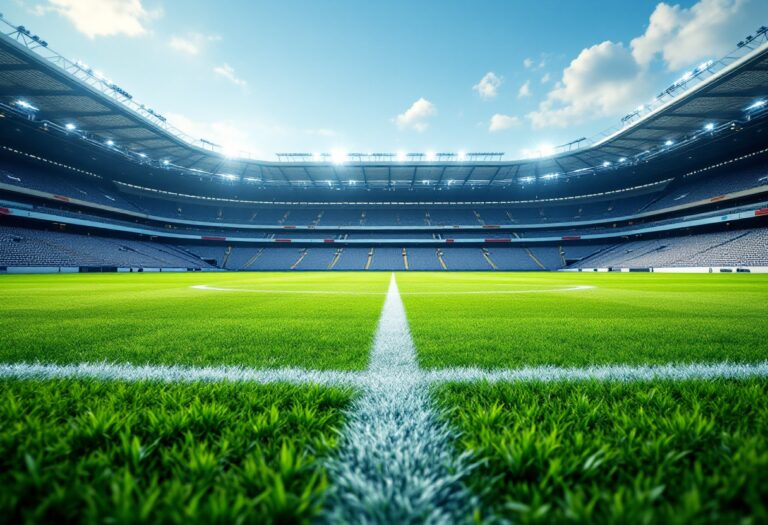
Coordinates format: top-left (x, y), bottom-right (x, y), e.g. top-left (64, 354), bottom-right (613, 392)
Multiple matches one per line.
top-left (39, 0), bottom-right (159, 39)
top-left (527, 41), bottom-right (652, 128)
top-left (518, 81), bottom-right (531, 98)
top-left (213, 63), bottom-right (247, 87)
top-left (394, 98), bottom-right (437, 132)
top-left (170, 33), bottom-right (221, 55)
top-left (631, 0), bottom-right (768, 70)
top-left (541, 72), bottom-right (551, 83)
top-left (473, 72), bottom-right (502, 99)
top-left (526, 0), bottom-right (762, 129)
top-left (489, 113), bottom-right (521, 132)
top-left (305, 128), bottom-right (336, 138)
top-left (523, 58), bottom-right (534, 69)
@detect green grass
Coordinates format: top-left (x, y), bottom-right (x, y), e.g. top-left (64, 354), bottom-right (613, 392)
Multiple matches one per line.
top-left (436, 379), bottom-right (768, 524)
top-left (0, 272), bottom-right (389, 369)
top-left (0, 378), bottom-right (354, 524)
top-left (397, 272), bottom-right (768, 368)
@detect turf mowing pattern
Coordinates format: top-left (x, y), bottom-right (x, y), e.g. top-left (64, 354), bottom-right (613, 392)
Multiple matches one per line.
top-left (0, 272), bottom-right (389, 370)
top-left (397, 272), bottom-right (768, 369)
top-left (1, 271), bottom-right (767, 523)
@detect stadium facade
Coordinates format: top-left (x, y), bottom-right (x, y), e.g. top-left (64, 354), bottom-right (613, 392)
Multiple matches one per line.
top-left (1, 17), bottom-right (767, 273)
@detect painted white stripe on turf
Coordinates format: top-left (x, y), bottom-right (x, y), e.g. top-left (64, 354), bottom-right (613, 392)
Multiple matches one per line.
top-left (425, 362), bottom-right (768, 383)
top-left (322, 273), bottom-right (475, 524)
top-left (2, 361), bottom-right (766, 386)
top-left (191, 284), bottom-right (595, 295)
top-left (0, 362), bottom-right (360, 386)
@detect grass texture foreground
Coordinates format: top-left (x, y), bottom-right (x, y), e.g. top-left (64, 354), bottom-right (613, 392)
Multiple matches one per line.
top-left (437, 379), bottom-right (768, 524)
top-left (1, 271), bottom-right (767, 523)
top-left (0, 379), bottom-right (353, 524)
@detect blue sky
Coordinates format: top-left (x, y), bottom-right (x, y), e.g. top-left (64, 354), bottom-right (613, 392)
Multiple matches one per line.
top-left (5, 0), bottom-right (768, 159)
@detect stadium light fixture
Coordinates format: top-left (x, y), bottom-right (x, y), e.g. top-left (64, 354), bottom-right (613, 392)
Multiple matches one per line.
top-left (602, 161), bottom-right (611, 167)
top-left (105, 139), bottom-right (114, 146)
top-left (665, 139), bottom-right (674, 146)
top-left (425, 151), bottom-right (436, 161)
top-left (330, 149), bottom-right (347, 165)
top-left (422, 180), bottom-right (430, 185)
top-left (65, 123), bottom-right (76, 131)
top-left (746, 100), bottom-right (766, 111)
top-left (15, 99), bottom-right (39, 112)
top-left (520, 176), bottom-right (535, 183)
top-left (396, 151), bottom-right (407, 162)
top-left (138, 153), bottom-right (147, 158)
top-left (162, 160), bottom-right (170, 166)
top-left (312, 152), bottom-right (322, 162)
top-left (704, 122), bottom-right (715, 131)
top-left (618, 157), bottom-right (627, 163)
top-left (541, 172), bottom-right (558, 180)
top-left (457, 151), bottom-right (467, 161)
top-left (219, 173), bottom-right (237, 180)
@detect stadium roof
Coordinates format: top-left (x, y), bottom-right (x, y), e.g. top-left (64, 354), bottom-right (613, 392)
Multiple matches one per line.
top-left (1, 16), bottom-right (768, 189)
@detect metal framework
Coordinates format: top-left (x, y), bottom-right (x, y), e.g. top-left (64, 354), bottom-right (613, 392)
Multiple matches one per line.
top-left (1, 14), bottom-right (768, 189)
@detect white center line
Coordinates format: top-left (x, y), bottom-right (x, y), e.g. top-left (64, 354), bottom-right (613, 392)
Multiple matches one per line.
top-left (322, 273), bottom-right (475, 524)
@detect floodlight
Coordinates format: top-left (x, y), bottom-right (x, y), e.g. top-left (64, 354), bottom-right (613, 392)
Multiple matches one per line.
top-left (425, 151), bottom-right (436, 161)
top-left (15, 100), bottom-right (38, 111)
top-left (65, 123), bottom-right (76, 131)
top-left (312, 152), bottom-right (322, 162)
top-left (704, 122), bottom-right (715, 131)
top-left (520, 176), bottom-right (535, 183)
top-left (541, 172), bottom-right (558, 180)
top-left (602, 161), bottom-right (611, 167)
top-left (396, 151), bottom-right (407, 162)
top-left (618, 157), bottom-right (627, 163)
top-left (330, 149), bottom-right (347, 165)
top-left (162, 160), bottom-right (170, 166)
top-left (106, 140), bottom-right (114, 146)
top-left (665, 140), bottom-right (674, 146)
top-left (457, 151), bottom-right (467, 161)
top-left (138, 153), bottom-right (147, 158)
top-left (746, 100), bottom-right (766, 111)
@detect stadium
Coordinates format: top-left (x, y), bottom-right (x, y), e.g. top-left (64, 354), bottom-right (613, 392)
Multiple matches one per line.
top-left (0, 1), bottom-right (767, 523)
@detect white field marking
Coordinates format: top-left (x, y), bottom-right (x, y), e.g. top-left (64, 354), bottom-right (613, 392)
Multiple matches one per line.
top-left (321, 273), bottom-right (476, 524)
top-left (2, 361), bottom-right (766, 386)
top-left (191, 283), bottom-right (595, 295)
top-left (0, 362), bottom-right (361, 386)
top-left (191, 284), bottom-right (386, 295)
top-left (425, 362), bottom-right (768, 383)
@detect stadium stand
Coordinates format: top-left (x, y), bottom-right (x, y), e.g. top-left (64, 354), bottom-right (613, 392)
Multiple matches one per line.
top-left (1, 21), bottom-right (768, 273)
top-left (0, 225), bottom-right (209, 269)
top-left (573, 228), bottom-right (768, 269)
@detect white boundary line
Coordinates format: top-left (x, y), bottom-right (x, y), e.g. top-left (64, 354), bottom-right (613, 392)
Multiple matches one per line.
top-left (191, 284), bottom-right (596, 295)
top-left (2, 361), bottom-right (766, 385)
top-left (0, 361), bottom-right (768, 387)
top-left (0, 362), bottom-right (361, 386)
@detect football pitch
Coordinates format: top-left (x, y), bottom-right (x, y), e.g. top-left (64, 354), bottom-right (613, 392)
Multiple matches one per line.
top-left (1, 272), bottom-right (766, 523)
